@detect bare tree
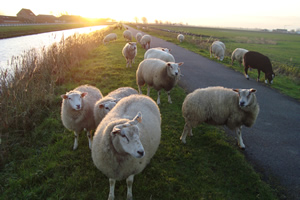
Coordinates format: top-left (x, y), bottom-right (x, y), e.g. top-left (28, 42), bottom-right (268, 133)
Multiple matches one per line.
top-left (155, 19), bottom-right (159, 24)
top-left (134, 17), bottom-right (139, 24)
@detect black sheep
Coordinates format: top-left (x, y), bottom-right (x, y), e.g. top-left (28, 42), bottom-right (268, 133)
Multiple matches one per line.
top-left (243, 51), bottom-right (275, 84)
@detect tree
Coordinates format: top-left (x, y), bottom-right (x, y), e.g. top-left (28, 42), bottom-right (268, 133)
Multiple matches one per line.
top-left (134, 17), bottom-right (139, 24)
top-left (141, 17), bottom-right (148, 24)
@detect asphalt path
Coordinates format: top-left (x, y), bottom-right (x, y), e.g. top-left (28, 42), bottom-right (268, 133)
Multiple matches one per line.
top-left (126, 26), bottom-right (300, 199)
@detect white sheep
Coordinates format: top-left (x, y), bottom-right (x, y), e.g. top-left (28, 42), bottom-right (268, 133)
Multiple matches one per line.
top-left (61, 85), bottom-right (103, 150)
top-left (122, 42), bottom-right (137, 68)
top-left (123, 30), bottom-right (133, 41)
top-left (93, 87), bottom-right (138, 126)
top-left (136, 58), bottom-right (184, 105)
top-left (231, 48), bottom-right (249, 67)
top-left (92, 94), bottom-right (161, 200)
top-left (103, 33), bottom-right (117, 44)
top-left (180, 86), bottom-right (259, 149)
top-left (212, 40), bottom-right (226, 50)
top-left (144, 48), bottom-right (175, 62)
top-left (177, 34), bottom-right (185, 42)
top-left (136, 32), bottom-right (142, 43)
top-left (140, 35), bottom-right (151, 49)
top-left (210, 41), bottom-right (225, 61)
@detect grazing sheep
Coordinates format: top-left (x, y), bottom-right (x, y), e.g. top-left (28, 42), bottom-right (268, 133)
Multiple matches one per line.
top-left (136, 58), bottom-right (184, 105)
top-left (140, 35), bottom-right (152, 49)
top-left (123, 30), bottom-right (133, 41)
top-left (61, 85), bottom-right (103, 150)
top-left (210, 41), bottom-right (225, 61)
top-left (177, 34), bottom-right (185, 42)
top-left (92, 94), bottom-right (161, 200)
top-left (144, 48), bottom-right (175, 62)
top-left (94, 87), bottom-right (138, 126)
top-left (122, 42), bottom-right (137, 68)
top-left (180, 86), bottom-right (259, 149)
top-left (136, 32), bottom-right (142, 43)
top-left (212, 41), bottom-right (225, 50)
top-left (231, 48), bottom-right (248, 67)
top-left (103, 33), bottom-right (117, 44)
top-left (243, 51), bottom-right (275, 84)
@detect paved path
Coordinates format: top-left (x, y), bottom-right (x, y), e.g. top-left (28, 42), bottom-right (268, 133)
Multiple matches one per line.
top-left (126, 26), bottom-right (300, 199)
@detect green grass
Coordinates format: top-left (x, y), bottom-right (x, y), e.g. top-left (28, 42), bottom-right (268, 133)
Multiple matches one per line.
top-left (0, 29), bottom-right (278, 199)
top-left (137, 24), bottom-right (300, 100)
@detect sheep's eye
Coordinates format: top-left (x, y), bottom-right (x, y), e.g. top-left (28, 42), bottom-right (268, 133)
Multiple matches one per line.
top-left (68, 97), bottom-right (71, 100)
top-left (105, 107), bottom-right (110, 110)
top-left (121, 134), bottom-right (129, 142)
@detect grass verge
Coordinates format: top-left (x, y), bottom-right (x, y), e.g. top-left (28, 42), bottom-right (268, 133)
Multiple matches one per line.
top-left (0, 29), bottom-right (279, 199)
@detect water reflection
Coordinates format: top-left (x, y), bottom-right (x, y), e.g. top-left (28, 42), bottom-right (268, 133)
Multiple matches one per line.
top-left (0, 25), bottom-right (107, 71)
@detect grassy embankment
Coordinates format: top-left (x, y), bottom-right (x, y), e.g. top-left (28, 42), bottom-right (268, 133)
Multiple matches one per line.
top-left (0, 23), bottom-right (114, 39)
top-left (0, 27), bottom-right (279, 199)
top-left (136, 24), bottom-right (300, 100)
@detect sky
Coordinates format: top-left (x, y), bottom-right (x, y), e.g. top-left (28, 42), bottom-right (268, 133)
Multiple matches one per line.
top-left (1, 0), bottom-right (300, 30)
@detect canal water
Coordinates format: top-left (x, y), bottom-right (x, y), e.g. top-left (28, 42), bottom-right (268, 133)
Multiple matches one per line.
top-left (0, 25), bottom-right (107, 71)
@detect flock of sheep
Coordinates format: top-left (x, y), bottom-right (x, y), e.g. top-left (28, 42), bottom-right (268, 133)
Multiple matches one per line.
top-left (60, 27), bottom-right (262, 200)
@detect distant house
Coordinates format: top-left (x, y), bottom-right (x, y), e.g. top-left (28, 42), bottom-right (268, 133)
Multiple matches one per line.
top-left (36, 15), bottom-right (57, 23)
top-left (17, 8), bottom-right (36, 23)
top-left (0, 15), bottom-right (20, 24)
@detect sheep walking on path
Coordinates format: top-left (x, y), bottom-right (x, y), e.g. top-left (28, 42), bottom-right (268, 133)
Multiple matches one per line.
top-left (122, 42), bottom-right (137, 68)
top-left (180, 86), bottom-right (259, 149)
top-left (136, 58), bottom-right (184, 105)
top-left (92, 94), bottom-right (161, 200)
top-left (61, 85), bottom-right (103, 150)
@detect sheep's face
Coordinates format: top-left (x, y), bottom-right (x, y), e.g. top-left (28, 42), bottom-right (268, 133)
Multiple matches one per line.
top-left (111, 112), bottom-right (145, 158)
top-left (99, 101), bottom-right (117, 115)
top-left (166, 62), bottom-right (184, 77)
top-left (233, 88), bottom-right (256, 108)
top-left (61, 91), bottom-right (87, 111)
top-left (161, 48), bottom-right (171, 53)
top-left (128, 42), bottom-right (137, 51)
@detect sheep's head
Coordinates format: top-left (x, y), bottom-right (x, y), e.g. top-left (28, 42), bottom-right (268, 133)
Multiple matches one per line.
top-left (99, 99), bottom-right (119, 115)
top-left (128, 42), bottom-right (137, 51)
top-left (111, 112), bottom-right (144, 158)
top-left (161, 48), bottom-right (171, 53)
top-left (166, 62), bottom-right (184, 77)
top-left (233, 88), bottom-right (257, 108)
top-left (61, 91), bottom-right (87, 111)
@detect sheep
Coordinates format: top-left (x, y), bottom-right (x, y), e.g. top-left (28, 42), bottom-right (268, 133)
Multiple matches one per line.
top-left (231, 48), bottom-right (248, 67)
top-left (123, 30), bottom-right (133, 41)
top-left (210, 41), bottom-right (225, 61)
top-left (144, 48), bottom-right (175, 62)
top-left (103, 33), bottom-right (117, 44)
top-left (122, 42), bottom-right (137, 68)
top-left (93, 87), bottom-right (138, 126)
top-left (140, 35), bottom-right (151, 49)
top-left (61, 85), bottom-right (103, 150)
top-left (243, 51), bottom-right (275, 84)
top-left (91, 94), bottom-right (161, 200)
top-left (177, 34), bottom-right (185, 42)
top-left (136, 32), bottom-right (142, 43)
top-left (136, 58), bottom-right (184, 105)
top-left (180, 86), bottom-right (259, 149)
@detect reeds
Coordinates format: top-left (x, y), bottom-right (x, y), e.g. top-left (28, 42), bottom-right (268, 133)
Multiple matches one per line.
top-left (0, 25), bottom-right (114, 147)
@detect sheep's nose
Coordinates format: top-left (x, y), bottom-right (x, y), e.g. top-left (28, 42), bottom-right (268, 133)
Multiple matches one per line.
top-left (175, 72), bottom-right (178, 76)
top-left (137, 150), bottom-right (144, 157)
top-left (76, 105), bottom-right (81, 109)
top-left (239, 102), bottom-right (245, 107)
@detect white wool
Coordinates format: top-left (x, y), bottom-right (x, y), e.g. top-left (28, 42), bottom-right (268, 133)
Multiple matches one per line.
top-left (103, 33), bottom-right (117, 44)
top-left (144, 48), bottom-right (175, 62)
top-left (140, 35), bottom-right (151, 49)
top-left (122, 42), bottom-right (137, 68)
top-left (177, 34), bottom-right (185, 42)
top-left (231, 48), bottom-right (248, 66)
top-left (123, 30), bottom-right (133, 41)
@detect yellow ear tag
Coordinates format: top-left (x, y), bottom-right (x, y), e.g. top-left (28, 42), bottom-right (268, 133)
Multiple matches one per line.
top-left (137, 117), bottom-right (142, 123)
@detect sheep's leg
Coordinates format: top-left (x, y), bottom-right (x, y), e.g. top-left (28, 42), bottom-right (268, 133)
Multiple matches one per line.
top-left (147, 86), bottom-right (151, 96)
top-left (167, 91), bottom-right (172, 104)
top-left (138, 85), bottom-right (142, 94)
top-left (126, 58), bottom-right (129, 68)
top-left (180, 122), bottom-right (192, 144)
top-left (157, 90), bottom-right (161, 105)
top-left (126, 175), bottom-right (134, 200)
top-left (73, 131), bottom-right (79, 150)
top-left (257, 70), bottom-right (261, 82)
top-left (244, 67), bottom-right (249, 80)
top-left (86, 130), bottom-right (92, 150)
top-left (108, 178), bottom-right (116, 200)
top-left (236, 126), bottom-right (245, 149)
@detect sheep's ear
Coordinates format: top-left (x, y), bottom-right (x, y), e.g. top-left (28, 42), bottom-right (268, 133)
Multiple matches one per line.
top-left (250, 88), bottom-right (257, 93)
top-left (130, 112), bottom-right (142, 125)
top-left (167, 63), bottom-right (172, 68)
top-left (99, 104), bottom-right (104, 109)
top-left (112, 126), bottom-right (121, 135)
top-left (81, 92), bottom-right (87, 98)
top-left (61, 94), bottom-right (68, 99)
top-left (177, 62), bottom-right (184, 66)
top-left (233, 89), bottom-right (239, 93)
